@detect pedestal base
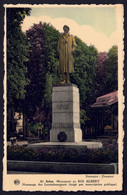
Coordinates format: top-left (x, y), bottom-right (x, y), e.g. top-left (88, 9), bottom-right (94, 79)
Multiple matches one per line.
top-left (27, 141), bottom-right (102, 151)
top-left (50, 128), bottom-right (82, 142)
top-left (50, 84), bottom-right (82, 142)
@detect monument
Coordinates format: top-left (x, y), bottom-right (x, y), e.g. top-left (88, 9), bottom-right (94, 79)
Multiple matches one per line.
top-left (50, 25), bottom-right (82, 142)
top-left (28, 25), bottom-right (102, 150)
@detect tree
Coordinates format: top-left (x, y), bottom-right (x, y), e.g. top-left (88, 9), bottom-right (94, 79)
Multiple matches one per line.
top-left (25, 23), bottom-right (61, 136)
top-left (42, 23), bottom-right (60, 131)
top-left (71, 38), bottom-right (98, 105)
top-left (105, 45), bottom-right (118, 93)
top-left (43, 23), bottom-right (60, 81)
top-left (25, 23), bottom-right (60, 120)
top-left (7, 8), bottom-right (31, 108)
top-left (25, 23), bottom-right (45, 120)
top-left (7, 8), bottom-right (31, 138)
top-left (95, 52), bottom-right (108, 97)
top-left (94, 47), bottom-right (118, 98)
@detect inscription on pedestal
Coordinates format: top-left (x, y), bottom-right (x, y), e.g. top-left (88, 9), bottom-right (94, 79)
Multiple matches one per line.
top-left (56, 104), bottom-right (69, 110)
top-left (52, 122), bottom-right (80, 129)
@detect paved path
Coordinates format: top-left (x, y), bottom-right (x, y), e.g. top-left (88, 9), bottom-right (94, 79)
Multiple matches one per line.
top-left (7, 141), bottom-right (28, 146)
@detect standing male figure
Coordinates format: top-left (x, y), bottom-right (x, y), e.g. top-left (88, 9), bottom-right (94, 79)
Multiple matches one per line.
top-left (57, 25), bottom-right (77, 84)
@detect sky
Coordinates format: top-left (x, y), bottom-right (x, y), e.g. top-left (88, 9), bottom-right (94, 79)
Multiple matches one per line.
top-left (21, 5), bottom-right (123, 52)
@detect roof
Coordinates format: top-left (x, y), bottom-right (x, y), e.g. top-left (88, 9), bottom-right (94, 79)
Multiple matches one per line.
top-left (91, 91), bottom-right (118, 107)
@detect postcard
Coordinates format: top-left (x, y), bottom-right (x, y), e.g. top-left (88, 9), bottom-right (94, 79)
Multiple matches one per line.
top-left (3, 4), bottom-right (124, 191)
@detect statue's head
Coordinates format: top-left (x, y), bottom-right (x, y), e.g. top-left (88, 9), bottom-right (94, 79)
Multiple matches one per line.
top-left (63, 25), bottom-right (70, 34)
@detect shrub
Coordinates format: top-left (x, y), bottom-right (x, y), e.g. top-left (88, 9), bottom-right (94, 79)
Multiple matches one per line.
top-left (64, 149), bottom-right (79, 162)
top-left (7, 142), bottom-right (118, 163)
top-left (28, 122), bottom-right (43, 137)
top-left (7, 145), bottom-right (38, 161)
top-left (38, 147), bottom-right (67, 161)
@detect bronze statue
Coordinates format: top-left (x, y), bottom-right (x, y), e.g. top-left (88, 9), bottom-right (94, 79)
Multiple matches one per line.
top-left (57, 25), bottom-right (77, 84)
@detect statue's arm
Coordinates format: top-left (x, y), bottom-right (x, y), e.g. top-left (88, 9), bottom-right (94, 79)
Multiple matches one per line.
top-left (72, 36), bottom-right (77, 52)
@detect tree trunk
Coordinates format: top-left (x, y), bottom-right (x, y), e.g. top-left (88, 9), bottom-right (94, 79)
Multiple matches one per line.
top-left (23, 112), bottom-right (27, 140)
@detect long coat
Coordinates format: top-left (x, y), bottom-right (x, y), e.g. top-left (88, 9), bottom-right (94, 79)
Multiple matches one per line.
top-left (57, 33), bottom-right (77, 73)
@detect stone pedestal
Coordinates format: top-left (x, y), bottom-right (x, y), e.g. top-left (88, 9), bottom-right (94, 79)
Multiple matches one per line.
top-left (50, 84), bottom-right (82, 142)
